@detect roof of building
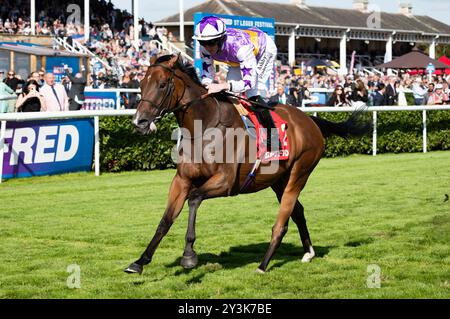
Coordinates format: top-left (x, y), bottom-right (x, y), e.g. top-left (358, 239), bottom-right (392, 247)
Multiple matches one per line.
top-left (157, 0), bottom-right (450, 35)
top-left (0, 43), bottom-right (87, 57)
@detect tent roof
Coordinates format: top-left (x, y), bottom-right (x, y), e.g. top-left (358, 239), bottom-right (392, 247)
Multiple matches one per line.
top-left (439, 56), bottom-right (450, 66)
top-left (375, 49), bottom-right (450, 69)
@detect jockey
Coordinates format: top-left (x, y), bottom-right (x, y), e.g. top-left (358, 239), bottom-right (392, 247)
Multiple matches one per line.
top-left (193, 15), bottom-right (277, 101)
top-left (193, 15), bottom-right (279, 150)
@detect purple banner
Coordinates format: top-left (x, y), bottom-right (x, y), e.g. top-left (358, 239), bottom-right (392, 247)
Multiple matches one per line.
top-left (2, 119), bottom-right (94, 179)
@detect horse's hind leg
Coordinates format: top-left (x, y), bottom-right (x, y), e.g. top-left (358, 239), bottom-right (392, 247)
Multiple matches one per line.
top-left (291, 201), bottom-right (315, 263)
top-left (257, 187), bottom-right (298, 273)
top-left (124, 175), bottom-right (190, 274)
top-left (272, 182), bottom-right (315, 264)
top-left (258, 161), bottom-right (315, 273)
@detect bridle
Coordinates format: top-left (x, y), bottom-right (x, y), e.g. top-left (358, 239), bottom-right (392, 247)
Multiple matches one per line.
top-left (139, 63), bottom-right (209, 124)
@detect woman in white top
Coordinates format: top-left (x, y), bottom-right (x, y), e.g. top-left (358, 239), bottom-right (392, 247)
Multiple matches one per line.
top-left (397, 80), bottom-right (408, 106)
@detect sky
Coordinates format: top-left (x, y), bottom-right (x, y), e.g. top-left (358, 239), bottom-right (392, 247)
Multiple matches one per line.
top-left (110, 0), bottom-right (449, 25)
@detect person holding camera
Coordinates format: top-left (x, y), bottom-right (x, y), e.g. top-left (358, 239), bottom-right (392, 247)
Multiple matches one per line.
top-left (349, 79), bottom-right (369, 104)
top-left (64, 64), bottom-right (87, 110)
top-left (15, 80), bottom-right (46, 112)
top-left (328, 85), bottom-right (350, 107)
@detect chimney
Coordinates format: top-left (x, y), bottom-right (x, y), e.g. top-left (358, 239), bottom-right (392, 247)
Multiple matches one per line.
top-left (353, 0), bottom-right (369, 12)
top-left (399, 3), bottom-right (413, 16)
top-left (290, 0), bottom-right (307, 8)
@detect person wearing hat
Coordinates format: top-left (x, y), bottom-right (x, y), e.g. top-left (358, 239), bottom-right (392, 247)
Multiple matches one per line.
top-left (193, 15), bottom-right (277, 100)
top-left (193, 15), bottom-right (279, 150)
top-left (427, 83), bottom-right (449, 105)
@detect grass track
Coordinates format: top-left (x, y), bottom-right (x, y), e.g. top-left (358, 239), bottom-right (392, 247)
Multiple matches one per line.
top-left (0, 152), bottom-right (449, 298)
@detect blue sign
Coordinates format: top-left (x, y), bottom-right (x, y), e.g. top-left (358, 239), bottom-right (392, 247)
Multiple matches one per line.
top-left (193, 12), bottom-right (276, 93)
top-left (426, 63), bottom-right (435, 73)
top-left (84, 91), bottom-right (117, 110)
top-left (2, 119), bottom-right (94, 179)
top-left (46, 56), bottom-right (80, 83)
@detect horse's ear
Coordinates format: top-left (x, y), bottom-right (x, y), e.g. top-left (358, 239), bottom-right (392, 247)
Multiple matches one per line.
top-left (150, 55), bottom-right (158, 65)
top-left (168, 54), bottom-right (180, 68)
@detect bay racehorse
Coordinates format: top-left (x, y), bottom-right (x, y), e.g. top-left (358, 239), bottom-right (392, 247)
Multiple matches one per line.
top-left (125, 54), bottom-right (371, 274)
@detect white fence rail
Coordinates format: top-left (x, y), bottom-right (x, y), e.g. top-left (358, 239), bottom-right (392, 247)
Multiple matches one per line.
top-left (298, 105), bottom-right (450, 156)
top-left (0, 104), bottom-right (449, 183)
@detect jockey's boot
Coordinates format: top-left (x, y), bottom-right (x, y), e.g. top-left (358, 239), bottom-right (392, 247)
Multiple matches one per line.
top-left (249, 95), bottom-right (280, 152)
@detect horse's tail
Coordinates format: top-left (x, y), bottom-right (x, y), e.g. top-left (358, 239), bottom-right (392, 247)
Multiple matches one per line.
top-left (309, 108), bottom-right (372, 139)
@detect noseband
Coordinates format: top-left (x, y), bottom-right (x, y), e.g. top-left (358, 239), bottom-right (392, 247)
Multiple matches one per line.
top-left (140, 63), bottom-right (212, 125)
top-left (139, 63), bottom-right (186, 124)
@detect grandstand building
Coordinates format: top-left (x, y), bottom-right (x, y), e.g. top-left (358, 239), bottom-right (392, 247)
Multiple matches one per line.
top-left (156, 0), bottom-right (450, 74)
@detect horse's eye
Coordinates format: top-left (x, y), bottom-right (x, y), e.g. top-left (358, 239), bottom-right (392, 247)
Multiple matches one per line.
top-left (159, 82), bottom-right (167, 89)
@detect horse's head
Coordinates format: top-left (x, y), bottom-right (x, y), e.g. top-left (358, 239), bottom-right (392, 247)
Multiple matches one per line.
top-left (132, 54), bottom-right (185, 135)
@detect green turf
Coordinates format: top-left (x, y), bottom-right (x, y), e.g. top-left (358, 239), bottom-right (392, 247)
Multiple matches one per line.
top-left (0, 152), bottom-right (449, 299)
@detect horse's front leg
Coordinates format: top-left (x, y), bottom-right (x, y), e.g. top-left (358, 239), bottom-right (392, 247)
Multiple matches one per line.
top-left (180, 173), bottom-right (231, 269)
top-left (124, 174), bottom-right (191, 274)
top-left (180, 196), bottom-right (201, 269)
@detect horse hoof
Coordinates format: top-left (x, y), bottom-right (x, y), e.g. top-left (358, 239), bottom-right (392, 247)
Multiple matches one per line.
top-left (124, 262), bottom-right (143, 274)
top-left (180, 254), bottom-right (198, 269)
top-left (301, 246), bottom-right (315, 263)
top-left (256, 268), bottom-right (266, 274)
top-left (301, 252), bottom-right (315, 263)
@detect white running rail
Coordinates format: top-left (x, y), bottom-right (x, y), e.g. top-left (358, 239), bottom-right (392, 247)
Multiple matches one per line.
top-left (53, 37), bottom-right (112, 70)
top-left (1, 93), bottom-right (449, 183)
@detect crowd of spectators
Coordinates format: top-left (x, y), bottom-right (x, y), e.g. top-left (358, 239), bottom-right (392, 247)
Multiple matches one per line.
top-left (273, 68), bottom-right (450, 107)
top-left (0, 0), bottom-right (173, 93)
top-left (0, 66), bottom-right (87, 112)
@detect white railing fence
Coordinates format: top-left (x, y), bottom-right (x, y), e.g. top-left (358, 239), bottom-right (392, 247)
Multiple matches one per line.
top-left (1, 91), bottom-right (449, 183)
top-left (53, 36), bottom-right (113, 70)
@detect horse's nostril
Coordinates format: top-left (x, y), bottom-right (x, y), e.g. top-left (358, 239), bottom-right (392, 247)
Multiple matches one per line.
top-left (138, 119), bottom-right (149, 127)
top-left (132, 116), bottom-right (149, 128)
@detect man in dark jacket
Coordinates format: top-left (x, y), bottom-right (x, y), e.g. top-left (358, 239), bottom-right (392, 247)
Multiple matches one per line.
top-left (64, 64), bottom-right (87, 110)
top-left (127, 72), bottom-right (141, 109)
top-left (372, 83), bottom-right (387, 106)
top-left (4, 70), bottom-right (25, 92)
top-left (270, 85), bottom-right (294, 105)
top-left (384, 77), bottom-right (398, 106)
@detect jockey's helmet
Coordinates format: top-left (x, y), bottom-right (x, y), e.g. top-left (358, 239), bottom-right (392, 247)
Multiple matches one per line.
top-left (192, 16), bottom-right (227, 42)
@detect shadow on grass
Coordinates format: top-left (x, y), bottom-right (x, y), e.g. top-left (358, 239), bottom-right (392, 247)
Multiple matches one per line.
top-left (165, 243), bottom-right (334, 283)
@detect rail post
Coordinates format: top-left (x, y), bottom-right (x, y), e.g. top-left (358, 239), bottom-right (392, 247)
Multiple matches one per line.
top-left (372, 111), bottom-right (377, 156)
top-left (423, 110), bottom-right (427, 153)
top-left (94, 116), bottom-right (100, 176)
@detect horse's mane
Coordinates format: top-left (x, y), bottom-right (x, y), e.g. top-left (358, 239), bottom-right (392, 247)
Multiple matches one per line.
top-left (155, 54), bottom-right (202, 87)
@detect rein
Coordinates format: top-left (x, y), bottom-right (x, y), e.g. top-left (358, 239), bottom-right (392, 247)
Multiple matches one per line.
top-left (140, 63), bottom-right (211, 124)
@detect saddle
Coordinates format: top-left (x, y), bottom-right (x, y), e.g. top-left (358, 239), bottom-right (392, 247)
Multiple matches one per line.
top-left (228, 95), bottom-right (289, 163)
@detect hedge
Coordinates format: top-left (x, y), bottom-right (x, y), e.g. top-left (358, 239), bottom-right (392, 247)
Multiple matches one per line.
top-left (99, 110), bottom-right (450, 172)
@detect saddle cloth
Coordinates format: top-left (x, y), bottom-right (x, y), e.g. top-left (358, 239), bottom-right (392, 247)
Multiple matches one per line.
top-left (237, 99), bottom-right (290, 163)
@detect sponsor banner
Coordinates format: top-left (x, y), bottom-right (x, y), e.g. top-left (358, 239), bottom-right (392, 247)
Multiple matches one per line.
top-left (46, 57), bottom-right (80, 83)
top-left (310, 92), bottom-right (328, 106)
top-left (2, 119), bottom-right (94, 179)
top-left (83, 91), bottom-right (117, 110)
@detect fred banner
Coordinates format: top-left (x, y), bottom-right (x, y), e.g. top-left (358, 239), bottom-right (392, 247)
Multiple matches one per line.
top-left (1, 119), bottom-right (94, 179)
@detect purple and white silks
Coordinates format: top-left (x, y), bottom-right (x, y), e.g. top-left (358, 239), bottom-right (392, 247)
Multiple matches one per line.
top-left (200, 27), bottom-right (277, 98)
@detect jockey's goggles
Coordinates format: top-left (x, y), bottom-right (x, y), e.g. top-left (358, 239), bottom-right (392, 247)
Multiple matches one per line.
top-left (198, 38), bottom-right (220, 47)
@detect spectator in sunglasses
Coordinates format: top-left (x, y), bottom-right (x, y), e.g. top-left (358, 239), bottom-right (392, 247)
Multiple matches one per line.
top-left (3, 70), bottom-right (25, 92)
